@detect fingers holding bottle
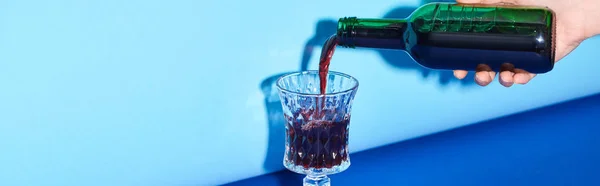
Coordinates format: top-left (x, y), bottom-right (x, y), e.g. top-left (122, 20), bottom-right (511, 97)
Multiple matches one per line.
top-left (453, 63), bottom-right (536, 87)
top-left (497, 63), bottom-right (536, 87)
top-left (452, 0), bottom-right (540, 87)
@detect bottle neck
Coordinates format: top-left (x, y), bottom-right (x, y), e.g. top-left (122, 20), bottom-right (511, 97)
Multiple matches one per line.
top-left (336, 17), bottom-right (409, 50)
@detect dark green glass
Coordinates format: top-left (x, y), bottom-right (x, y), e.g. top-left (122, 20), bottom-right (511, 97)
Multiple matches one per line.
top-left (337, 3), bottom-right (556, 73)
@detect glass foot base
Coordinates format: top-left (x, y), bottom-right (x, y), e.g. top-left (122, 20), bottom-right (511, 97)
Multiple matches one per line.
top-left (303, 175), bottom-right (330, 186)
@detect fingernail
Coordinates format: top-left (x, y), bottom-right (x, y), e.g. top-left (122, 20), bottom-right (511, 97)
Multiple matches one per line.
top-left (500, 72), bottom-right (515, 87)
top-left (500, 78), bottom-right (513, 87)
top-left (514, 74), bottom-right (528, 84)
top-left (453, 71), bottom-right (461, 79)
top-left (475, 75), bottom-right (486, 86)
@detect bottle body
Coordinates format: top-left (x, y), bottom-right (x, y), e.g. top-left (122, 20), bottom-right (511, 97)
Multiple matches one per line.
top-left (337, 3), bottom-right (556, 73)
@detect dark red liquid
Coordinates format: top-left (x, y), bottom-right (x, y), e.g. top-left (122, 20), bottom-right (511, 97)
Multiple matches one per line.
top-left (287, 35), bottom-right (348, 169)
top-left (318, 35), bottom-right (338, 95)
top-left (284, 110), bottom-right (350, 169)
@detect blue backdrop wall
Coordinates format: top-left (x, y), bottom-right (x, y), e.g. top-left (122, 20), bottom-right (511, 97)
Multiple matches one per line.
top-left (1, 0), bottom-right (599, 186)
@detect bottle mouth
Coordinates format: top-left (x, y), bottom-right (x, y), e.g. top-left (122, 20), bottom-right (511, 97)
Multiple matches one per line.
top-left (336, 17), bottom-right (357, 48)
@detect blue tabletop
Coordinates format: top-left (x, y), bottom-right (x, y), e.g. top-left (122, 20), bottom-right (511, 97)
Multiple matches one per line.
top-left (225, 93), bottom-right (600, 186)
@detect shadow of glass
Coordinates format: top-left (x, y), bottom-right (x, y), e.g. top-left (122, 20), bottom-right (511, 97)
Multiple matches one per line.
top-left (259, 72), bottom-right (304, 185)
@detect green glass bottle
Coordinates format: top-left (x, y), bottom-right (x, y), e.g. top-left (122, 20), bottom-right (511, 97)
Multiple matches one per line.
top-left (337, 2), bottom-right (556, 73)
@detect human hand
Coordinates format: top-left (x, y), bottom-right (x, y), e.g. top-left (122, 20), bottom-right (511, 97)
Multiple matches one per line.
top-left (453, 0), bottom-right (600, 87)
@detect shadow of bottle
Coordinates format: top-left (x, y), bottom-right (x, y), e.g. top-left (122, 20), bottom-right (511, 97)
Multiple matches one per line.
top-left (300, 0), bottom-right (476, 87)
top-left (300, 20), bottom-right (338, 71)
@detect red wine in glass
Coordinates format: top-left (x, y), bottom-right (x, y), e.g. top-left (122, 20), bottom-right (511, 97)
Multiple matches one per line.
top-left (284, 110), bottom-right (350, 169)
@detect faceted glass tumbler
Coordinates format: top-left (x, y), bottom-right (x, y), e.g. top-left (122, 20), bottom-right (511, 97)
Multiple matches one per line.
top-left (276, 70), bottom-right (359, 186)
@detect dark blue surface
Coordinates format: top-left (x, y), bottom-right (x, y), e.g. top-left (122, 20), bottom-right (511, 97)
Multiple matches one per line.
top-left (225, 93), bottom-right (600, 186)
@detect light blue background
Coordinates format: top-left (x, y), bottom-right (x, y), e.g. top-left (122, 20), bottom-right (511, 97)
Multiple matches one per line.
top-left (1, 0), bottom-right (599, 186)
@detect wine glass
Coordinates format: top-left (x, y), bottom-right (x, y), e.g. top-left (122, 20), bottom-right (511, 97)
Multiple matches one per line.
top-left (276, 70), bottom-right (359, 186)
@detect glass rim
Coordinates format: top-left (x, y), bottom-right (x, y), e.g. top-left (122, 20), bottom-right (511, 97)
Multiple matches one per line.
top-left (276, 70), bottom-right (359, 96)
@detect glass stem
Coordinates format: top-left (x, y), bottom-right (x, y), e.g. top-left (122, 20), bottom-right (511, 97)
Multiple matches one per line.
top-left (303, 174), bottom-right (331, 186)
